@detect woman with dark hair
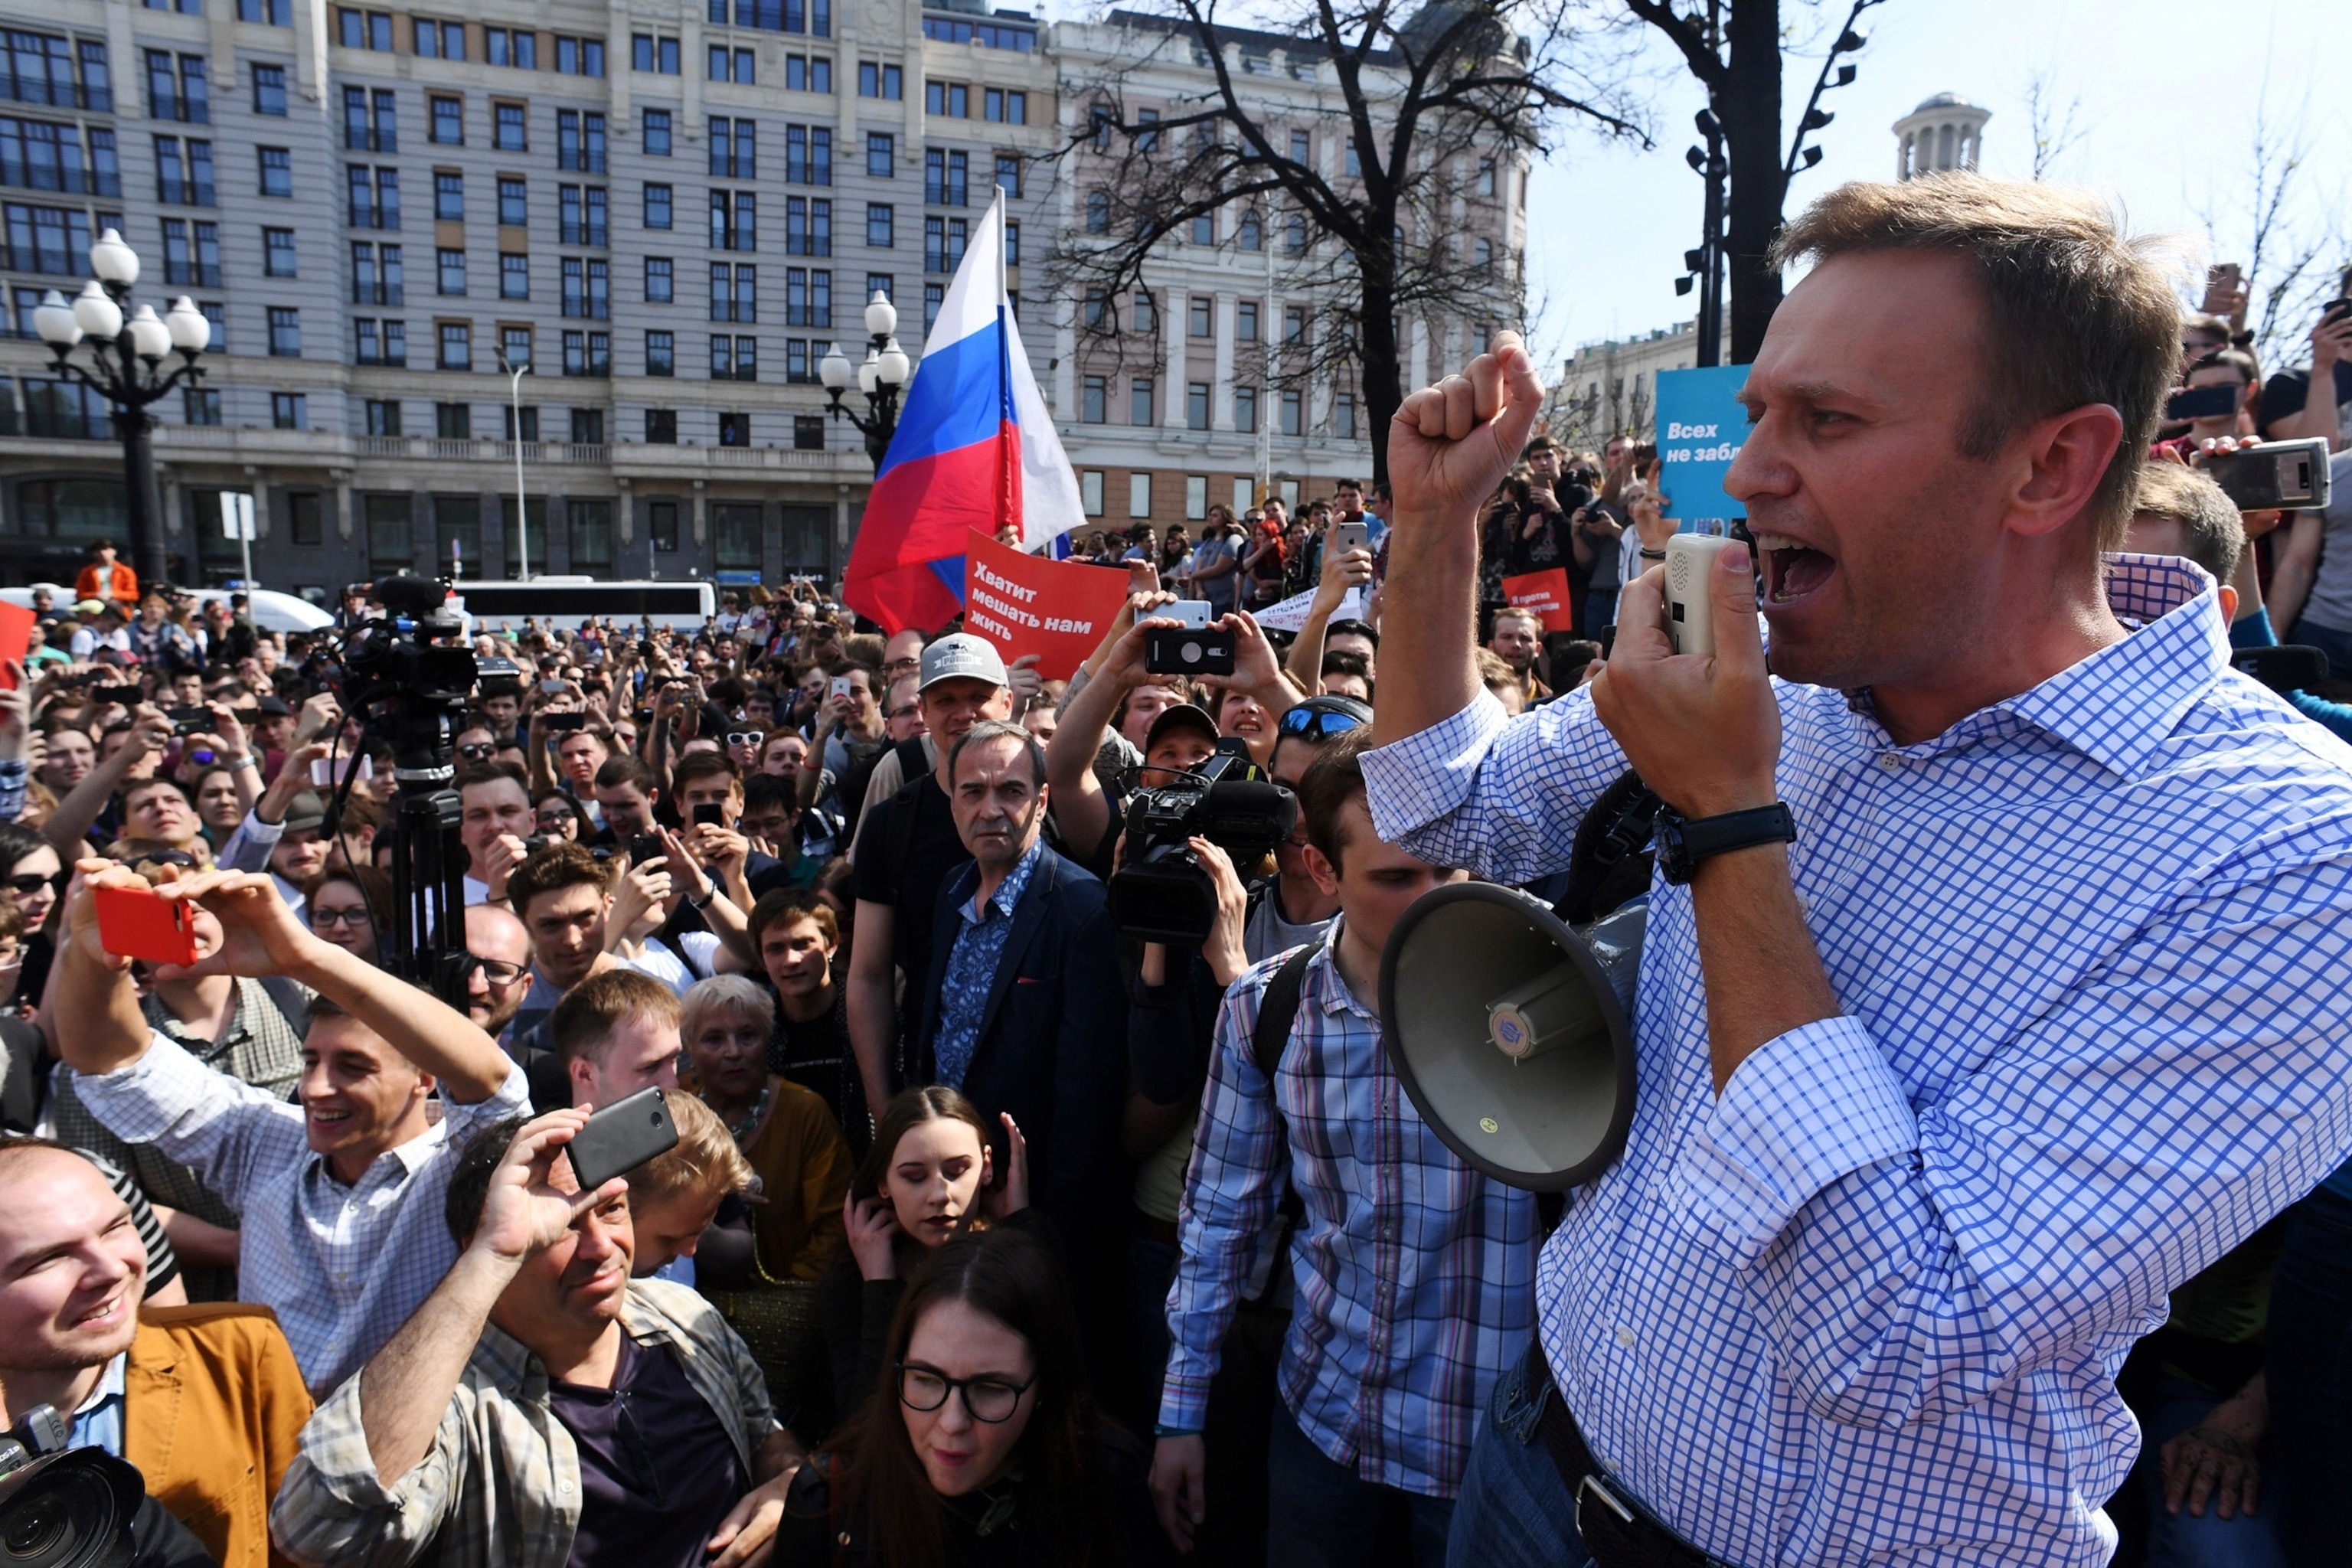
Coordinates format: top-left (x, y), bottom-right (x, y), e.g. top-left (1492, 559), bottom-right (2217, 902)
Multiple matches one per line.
top-left (532, 789), bottom-right (589, 841)
top-left (0, 821), bottom-right (61, 1019)
top-left (303, 864), bottom-right (390, 963)
top-left (775, 1226), bottom-right (1165, 1566)
top-left (815, 1086), bottom-right (1030, 1420)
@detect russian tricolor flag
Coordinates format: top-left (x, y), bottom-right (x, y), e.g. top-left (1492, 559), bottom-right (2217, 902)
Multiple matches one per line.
top-left (844, 190), bottom-right (1087, 633)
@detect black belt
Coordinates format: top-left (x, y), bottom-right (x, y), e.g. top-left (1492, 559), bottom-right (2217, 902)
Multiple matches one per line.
top-left (1531, 1343), bottom-right (1730, 1568)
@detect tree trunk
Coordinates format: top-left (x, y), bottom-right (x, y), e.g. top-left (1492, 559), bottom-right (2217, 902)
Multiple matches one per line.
top-left (1360, 256), bottom-right (1403, 488)
top-left (1720, 0), bottom-right (1786, 364)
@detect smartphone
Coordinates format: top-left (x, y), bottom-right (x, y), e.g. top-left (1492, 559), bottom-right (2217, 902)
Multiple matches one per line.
top-left (539, 678), bottom-right (567, 695)
top-left (1144, 624), bottom-right (1236, 678)
top-left (2206, 437), bottom-right (2334, 511)
top-left (628, 833), bottom-right (664, 867)
top-left (88, 684), bottom-right (141, 704)
top-left (1329, 520), bottom-right (1370, 559)
top-left (692, 802), bottom-right (725, 828)
top-left (566, 1086), bottom-right (679, 1191)
top-left (1158, 599), bottom-right (1213, 630)
top-left (2167, 384), bottom-right (2240, 422)
top-left (93, 884), bottom-right (201, 967)
top-left (542, 711), bottom-right (589, 733)
top-left (828, 675), bottom-right (853, 702)
top-left (165, 704), bottom-right (213, 736)
top-left (2324, 297), bottom-right (2351, 328)
top-left (310, 753), bottom-right (374, 788)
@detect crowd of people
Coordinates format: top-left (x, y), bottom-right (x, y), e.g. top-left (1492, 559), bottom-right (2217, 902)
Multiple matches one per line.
top-left (0, 170), bottom-right (2350, 1568)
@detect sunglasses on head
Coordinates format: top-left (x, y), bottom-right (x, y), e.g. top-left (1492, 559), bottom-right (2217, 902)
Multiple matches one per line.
top-left (1277, 707), bottom-right (1365, 741)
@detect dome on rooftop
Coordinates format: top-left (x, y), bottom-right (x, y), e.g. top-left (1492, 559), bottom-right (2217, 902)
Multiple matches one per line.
top-left (1915, 91), bottom-right (1970, 111)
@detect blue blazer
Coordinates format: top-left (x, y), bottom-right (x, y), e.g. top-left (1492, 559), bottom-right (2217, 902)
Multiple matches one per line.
top-left (915, 844), bottom-right (1126, 1246)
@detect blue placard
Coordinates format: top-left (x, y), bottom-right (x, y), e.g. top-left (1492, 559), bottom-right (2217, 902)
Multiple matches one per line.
top-left (1655, 364), bottom-right (1750, 533)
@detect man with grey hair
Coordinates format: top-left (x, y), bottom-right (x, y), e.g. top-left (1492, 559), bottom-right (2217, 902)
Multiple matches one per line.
top-left (915, 718), bottom-right (1123, 1306)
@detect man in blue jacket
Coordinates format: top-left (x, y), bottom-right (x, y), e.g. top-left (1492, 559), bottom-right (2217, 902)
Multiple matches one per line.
top-left (916, 719), bottom-right (1125, 1262)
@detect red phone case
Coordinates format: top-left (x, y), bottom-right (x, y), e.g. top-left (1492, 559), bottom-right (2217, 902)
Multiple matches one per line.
top-left (93, 884), bottom-right (202, 967)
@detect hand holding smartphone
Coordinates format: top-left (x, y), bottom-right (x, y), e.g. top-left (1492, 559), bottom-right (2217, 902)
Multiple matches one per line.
top-left (93, 884), bottom-right (202, 968)
top-left (566, 1086), bottom-right (679, 1191)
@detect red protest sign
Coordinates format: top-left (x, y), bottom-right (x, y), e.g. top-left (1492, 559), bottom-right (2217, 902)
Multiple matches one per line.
top-left (962, 529), bottom-right (1131, 680)
top-left (1501, 569), bottom-right (1573, 633)
top-left (0, 602), bottom-right (32, 688)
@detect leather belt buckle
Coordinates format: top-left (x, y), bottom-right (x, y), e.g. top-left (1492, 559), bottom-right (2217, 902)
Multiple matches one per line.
top-left (1577, 1473), bottom-right (1636, 1526)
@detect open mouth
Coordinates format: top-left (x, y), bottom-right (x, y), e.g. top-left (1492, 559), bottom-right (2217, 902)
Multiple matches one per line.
top-left (74, 1293), bottom-right (125, 1328)
top-left (1754, 532), bottom-right (1836, 605)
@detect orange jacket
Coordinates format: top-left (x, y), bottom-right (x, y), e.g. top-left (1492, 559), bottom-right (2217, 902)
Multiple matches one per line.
top-left (125, 1303), bottom-right (315, 1568)
top-left (74, 561), bottom-right (139, 605)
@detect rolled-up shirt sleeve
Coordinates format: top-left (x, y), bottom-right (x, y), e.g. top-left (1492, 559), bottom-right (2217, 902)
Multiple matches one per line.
top-left (269, 1371), bottom-right (471, 1568)
top-left (218, 807), bottom-right (283, 877)
top-left (1361, 689), bottom-right (1632, 885)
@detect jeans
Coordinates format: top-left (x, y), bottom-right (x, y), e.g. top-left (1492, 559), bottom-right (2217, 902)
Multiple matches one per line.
top-left (2285, 616), bottom-right (2352, 686)
top-left (2267, 1184), bottom-right (2352, 1567)
top-left (1583, 590), bottom-right (1618, 642)
top-left (2138, 1374), bottom-right (2286, 1568)
top-left (1266, 1403), bottom-right (1455, 1568)
top-left (1446, 1341), bottom-right (1592, 1568)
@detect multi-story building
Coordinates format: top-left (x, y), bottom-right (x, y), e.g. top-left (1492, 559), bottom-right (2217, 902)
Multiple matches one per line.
top-left (1553, 318), bottom-right (1720, 450)
top-left (0, 0), bottom-right (1057, 594)
top-left (1047, 9), bottom-right (1527, 533)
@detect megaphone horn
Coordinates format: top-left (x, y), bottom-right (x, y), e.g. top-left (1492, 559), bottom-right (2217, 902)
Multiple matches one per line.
top-left (1379, 881), bottom-right (1642, 1192)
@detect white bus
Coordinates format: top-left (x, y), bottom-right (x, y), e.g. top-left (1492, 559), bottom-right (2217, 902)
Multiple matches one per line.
top-left (449, 577), bottom-right (718, 632)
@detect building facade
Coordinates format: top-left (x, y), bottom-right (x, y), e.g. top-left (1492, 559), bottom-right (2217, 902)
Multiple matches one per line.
top-left (1554, 317), bottom-right (1722, 450)
top-left (0, 0), bottom-right (1057, 594)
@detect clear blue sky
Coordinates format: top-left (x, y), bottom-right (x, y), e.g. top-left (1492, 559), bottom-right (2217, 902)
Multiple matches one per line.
top-left (1524, 0), bottom-right (2351, 372)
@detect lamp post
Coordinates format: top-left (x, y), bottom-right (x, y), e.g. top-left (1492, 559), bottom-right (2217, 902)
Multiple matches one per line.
top-left (497, 348), bottom-right (532, 579)
top-left (818, 291), bottom-right (913, 472)
top-left (33, 228), bottom-right (210, 588)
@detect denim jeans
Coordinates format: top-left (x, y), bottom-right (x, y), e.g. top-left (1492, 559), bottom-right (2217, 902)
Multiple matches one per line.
top-left (2267, 1184), bottom-right (2352, 1567)
top-left (2285, 616), bottom-right (2352, 687)
top-left (1446, 1341), bottom-right (1592, 1568)
top-left (1266, 1403), bottom-right (1455, 1568)
top-left (2138, 1374), bottom-right (2287, 1568)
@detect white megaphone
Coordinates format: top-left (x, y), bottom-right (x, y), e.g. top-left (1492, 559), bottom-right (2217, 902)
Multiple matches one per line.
top-left (1379, 883), bottom-right (1644, 1191)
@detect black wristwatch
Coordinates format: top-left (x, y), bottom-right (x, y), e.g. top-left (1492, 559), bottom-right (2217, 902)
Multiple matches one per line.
top-left (1654, 802), bottom-right (1797, 885)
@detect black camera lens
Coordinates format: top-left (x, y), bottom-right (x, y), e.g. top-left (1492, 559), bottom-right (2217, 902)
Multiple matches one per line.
top-left (2, 1495), bottom-right (64, 1559)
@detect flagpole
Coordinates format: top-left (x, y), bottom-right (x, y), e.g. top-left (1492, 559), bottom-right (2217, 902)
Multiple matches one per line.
top-left (993, 185), bottom-right (1019, 550)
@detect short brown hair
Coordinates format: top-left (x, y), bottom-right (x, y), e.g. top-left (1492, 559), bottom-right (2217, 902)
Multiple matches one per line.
top-left (455, 762), bottom-right (528, 796)
top-left (626, 1090), bottom-right (755, 1207)
top-left (2132, 464), bottom-right (2243, 583)
top-left (1491, 606), bottom-right (1544, 638)
top-left (750, 887), bottom-right (838, 948)
top-left (1772, 172), bottom-right (2180, 552)
top-left (505, 841), bottom-right (612, 920)
top-left (1295, 729), bottom-right (1372, 872)
top-left (550, 967), bottom-right (682, 1068)
top-left (1475, 648), bottom-right (1521, 692)
top-left (670, 750), bottom-right (740, 795)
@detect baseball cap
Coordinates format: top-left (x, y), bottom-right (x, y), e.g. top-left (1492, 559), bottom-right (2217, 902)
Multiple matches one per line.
top-left (1145, 701), bottom-right (1220, 754)
top-left (282, 791), bottom-right (327, 835)
top-left (918, 633), bottom-right (1008, 692)
top-left (71, 599), bottom-right (106, 616)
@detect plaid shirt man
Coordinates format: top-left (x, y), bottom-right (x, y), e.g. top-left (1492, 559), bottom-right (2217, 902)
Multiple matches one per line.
top-left (1159, 915), bottom-right (1539, 1498)
top-left (273, 1279), bottom-right (779, 1568)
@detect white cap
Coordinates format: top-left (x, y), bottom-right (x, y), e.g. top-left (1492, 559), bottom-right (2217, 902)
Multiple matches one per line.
top-left (918, 632), bottom-right (1008, 692)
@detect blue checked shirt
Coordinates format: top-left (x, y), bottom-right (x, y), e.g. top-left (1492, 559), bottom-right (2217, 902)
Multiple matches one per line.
top-left (1160, 916), bottom-right (1540, 1498)
top-left (933, 838), bottom-right (1044, 1089)
top-left (1361, 556), bottom-right (2352, 1565)
top-left (70, 1033), bottom-right (531, 1397)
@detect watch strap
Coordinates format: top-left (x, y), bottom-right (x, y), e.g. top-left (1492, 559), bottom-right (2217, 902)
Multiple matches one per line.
top-left (1660, 802), bottom-right (1795, 885)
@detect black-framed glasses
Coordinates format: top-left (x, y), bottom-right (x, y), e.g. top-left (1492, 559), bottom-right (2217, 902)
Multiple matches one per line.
top-left (309, 906), bottom-right (372, 930)
top-left (462, 954), bottom-right (528, 986)
top-left (895, 1362), bottom-right (1036, 1423)
top-left (1278, 707), bottom-right (1365, 741)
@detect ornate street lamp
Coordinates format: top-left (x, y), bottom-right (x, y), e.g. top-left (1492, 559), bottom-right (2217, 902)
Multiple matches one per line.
top-left (33, 228), bottom-right (210, 587)
top-left (819, 290), bottom-right (913, 471)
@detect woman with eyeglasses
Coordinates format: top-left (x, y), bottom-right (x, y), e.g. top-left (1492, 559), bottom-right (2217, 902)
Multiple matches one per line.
top-left (0, 822), bottom-right (63, 1019)
top-left (776, 1225), bottom-right (1161, 1566)
top-left (531, 790), bottom-right (588, 842)
top-left (303, 864), bottom-right (390, 963)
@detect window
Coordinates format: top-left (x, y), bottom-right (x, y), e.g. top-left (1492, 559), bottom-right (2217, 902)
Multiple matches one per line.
top-left (783, 339), bottom-right (811, 382)
top-left (708, 44), bottom-right (755, 83)
top-left (644, 110), bottom-right (671, 157)
top-left (1080, 375), bottom-right (1106, 424)
top-left (866, 202), bottom-right (893, 248)
top-left (923, 148), bottom-right (965, 205)
top-left (1191, 212), bottom-right (1213, 245)
top-left (923, 283), bottom-right (942, 333)
top-left (1131, 378), bottom-right (1152, 426)
top-left (632, 34), bottom-right (681, 74)
top-left (557, 185), bottom-right (607, 245)
top-left (1237, 301), bottom-right (1261, 342)
top-left (413, 19), bottom-right (464, 59)
top-left (710, 262), bottom-right (755, 322)
top-left (983, 87), bottom-right (1024, 125)
top-left (153, 136), bottom-right (214, 204)
top-left (865, 272), bottom-right (893, 305)
top-left (1080, 470), bottom-right (1103, 516)
top-left (786, 54), bottom-right (831, 92)
top-left (786, 125), bottom-right (830, 185)
top-left (436, 403), bottom-right (471, 439)
top-left (645, 256), bottom-right (673, 302)
top-left (269, 390), bottom-right (306, 429)
top-left (502, 403), bottom-right (537, 441)
top-left (355, 318), bottom-right (406, 366)
top-left (198, 299), bottom-right (225, 351)
top-left (1286, 212), bottom-right (1307, 255)
top-left (922, 215), bottom-right (965, 275)
top-left (857, 61), bottom-right (901, 100)
top-left (182, 385), bottom-right (220, 425)
top-left (1238, 211), bottom-right (1261, 250)
top-left (1334, 393), bottom-right (1355, 439)
top-left (794, 414), bottom-right (825, 450)
top-left (1289, 129), bottom-right (1310, 164)
top-left (568, 498), bottom-right (612, 568)
top-left (560, 329), bottom-right (609, 376)
top-left (1283, 305), bottom-right (1307, 343)
top-left (1084, 192), bottom-right (1109, 235)
top-left (1129, 473), bottom-right (1152, 518)
top-left (867, 132), bottom-right (893, 178)
top-left (238, 0), bottom-right (291, 23)
top-left (714, 498), bottom-right (763, 569)
top-left (1082, 289), bottom-right (1104, 330)
top-left (255, 145), bottom-right (291, 196)
top-left (710, 191), bottom-right (756, 250)
top-left (252, 64), bottom-right (286, 116)
top-left (336, 8), bottom-right (392, 49)
top-left (1187, 297), bottom-right (1211, 338)
top-left (1345, 136), bottom-right (1361, 177)
top-left (717, 411), bottom-right (750, 448)
top-left (1187, 382), bottom-right (1208, 430)
top-left (555, 37), bottom-right (606, 77)
top-left (1473, 237), bottom-right (1492, 268)
top-left (19, 379), bottom-right (103, 439)
top-left (1280, 389), bottom-right (1302, 436)
top-left (263, 226), bottom-right (296, 276)
top-left (557, 111), bottom-right (606, 172)
top-left (923, 80), bottom-right (967, 118)
top-left (436, 248), bottom-right (466, 294)
top-left (364, 493), bottom-right (410, 574)
top-left (920, 15), bottom-right (1033, 48)
top-left (709, 333), bottom-right (756, 380)
top-left (158, 218), bottom-right (220, 286)
top-left (2, 203), bottom-right (73, 273)
top-left (644, 183), bottom-right (671, 229)
top-left (493, 103), bottom-right (526, 152)
top-left (483, 28), bottom-right (535, 69)
top-left (1132, 291), bottom-right (1156, 334)
top-left (645, 412), bottom-right (677, 446)
top-left (434, 170), bottom-right (463, 220)
top-left (430, 96), bottom-right (462, 145)
top-left (1476, 157), bottom-right (1496, 196)
top-left (1185, 475), bottom-right (1207, 519)
top-left (786, 197), bottom-right (830, 256)
top-left (571, 410), bottom-right (603, 445)
top-left (560, 256), bottom-right (609, 318)
top-left (438, 321), bottom-right (470, 368)
top-left (995, 153), bottom-right (1021, 198)
top-left (496, 176), bottom-right (526, 226)
top-left (287, 490), bottom-right (322, 542)
top-left (1004, 220), bottom-right (1018, 266)
top-left (709, 118), bottom-right (754, 178)
top-left (347, 165), bottom-right (397, 227)
top-left (645, 329), bottom-right (673, 375)
top-left (499, 325), bottom-right (531, 371)
top-left (351, 241), bottom-right (402, 304)
top-left (1233, 387), bottom-right (1258, 433)
top-left (147, 51), bottom-right (207, 122)
top-left (263, 305), bottom-right (299, 358)
top-left (342, 87), bottom-right (394, 151)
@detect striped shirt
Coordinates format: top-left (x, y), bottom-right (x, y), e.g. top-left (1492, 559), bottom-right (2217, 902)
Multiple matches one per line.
top-left (1159, 916), bottom-right (1540, 1498)
top-left (1361, 555), bottom-right (2352, 1563)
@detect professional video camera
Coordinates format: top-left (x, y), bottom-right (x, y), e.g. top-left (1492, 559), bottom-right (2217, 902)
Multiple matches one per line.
top-left (0, 1400), bottom-right (199, 1567)
top-left (1107, 738), bottom-right (1298, 944)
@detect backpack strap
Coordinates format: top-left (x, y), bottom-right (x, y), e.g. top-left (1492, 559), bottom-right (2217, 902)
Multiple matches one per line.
top-left (1250, 936), bottom-right (1325, 1087)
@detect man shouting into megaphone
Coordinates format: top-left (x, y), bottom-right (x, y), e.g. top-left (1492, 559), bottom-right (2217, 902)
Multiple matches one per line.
top-left (1367, 174), bottom-right (2352, 1567)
